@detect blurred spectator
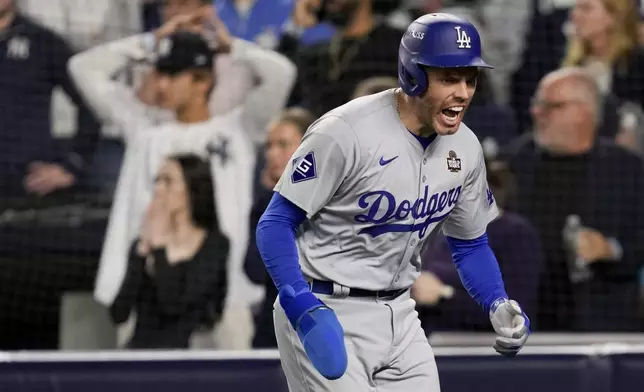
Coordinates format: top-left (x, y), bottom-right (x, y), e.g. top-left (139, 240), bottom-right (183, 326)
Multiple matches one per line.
top-left (17, 0), bottom-right (142, 50)
top-left (110, 155), bottom-right (229, 349)
top-left (279, 0), bottom-right (404, 116)
top-left (17, 0), bottom-right (141, 175)
top-left (213, 0), bottom-right (335, 49)
top-left (512, 0), bottom-right (644, 135)
top-left (244, 107), bottom-right (315, 348)
top-left (511, 0), bottom-right (572, 132)
top-left (414, 158), bottom-right (543, 334)
top-left (70, 7), bottom-right (296, 349)
top-left (562, 0), bottom-right (644, 107)
top-left (351, 75), bottom-right (398, 98)
top-left (124, 1), bottom-right (256, 120)
top-left (502, 67), bottom-right (644, 331)
top-left (88, 0), bottom-right (255, 195)
top-left (0, 0), bottom-right (100, 199)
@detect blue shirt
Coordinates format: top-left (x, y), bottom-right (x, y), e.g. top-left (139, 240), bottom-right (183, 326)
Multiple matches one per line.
top-left (213, 0), bottom-right (334, 48)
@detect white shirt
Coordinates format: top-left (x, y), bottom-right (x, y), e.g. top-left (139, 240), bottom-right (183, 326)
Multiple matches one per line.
top-left (68, 34), bottom-right (296, 308)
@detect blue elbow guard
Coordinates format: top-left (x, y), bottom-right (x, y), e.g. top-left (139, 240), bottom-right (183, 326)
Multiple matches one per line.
top-left (279, 285), bottom-right (348, 380)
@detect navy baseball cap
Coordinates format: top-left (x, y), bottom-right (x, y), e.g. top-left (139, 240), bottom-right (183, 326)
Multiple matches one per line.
top-left (154, 31), bottom-right (214, 75)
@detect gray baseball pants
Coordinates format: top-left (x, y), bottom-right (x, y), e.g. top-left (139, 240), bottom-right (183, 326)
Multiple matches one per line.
top-left (273, 288), bottom-right (441, 392)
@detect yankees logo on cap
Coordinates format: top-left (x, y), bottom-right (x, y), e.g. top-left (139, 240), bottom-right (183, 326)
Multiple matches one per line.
top-left (154, 31), bottom-right (215, 75)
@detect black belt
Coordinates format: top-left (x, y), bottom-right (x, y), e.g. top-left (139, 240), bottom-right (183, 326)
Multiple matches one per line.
top-left (310, 280), bottom-right (407, 299)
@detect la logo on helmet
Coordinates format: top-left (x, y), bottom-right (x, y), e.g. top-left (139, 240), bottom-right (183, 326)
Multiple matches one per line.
top-left (454, 26), bottom-right (471, 49)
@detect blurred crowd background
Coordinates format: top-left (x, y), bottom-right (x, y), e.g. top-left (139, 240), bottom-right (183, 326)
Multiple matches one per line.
top-left (1, 0), bottom-right (644, 352)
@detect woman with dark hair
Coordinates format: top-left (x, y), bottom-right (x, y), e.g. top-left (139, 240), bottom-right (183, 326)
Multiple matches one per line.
top-left (109, 154), bottom-right (229, 349)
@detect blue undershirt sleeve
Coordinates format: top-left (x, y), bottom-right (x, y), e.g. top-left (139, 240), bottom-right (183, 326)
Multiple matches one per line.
top-left (256, 192), bottom-right (310, 294)
top-left (446, 234), bottom-right (508, 314)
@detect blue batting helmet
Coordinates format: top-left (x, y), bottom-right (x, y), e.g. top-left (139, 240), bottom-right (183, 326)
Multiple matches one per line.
top-left (398, 13), bottom-right (493, 97)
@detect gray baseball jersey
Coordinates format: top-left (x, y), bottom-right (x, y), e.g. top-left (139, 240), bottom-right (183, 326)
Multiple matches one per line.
top-left (275, 89), bottom-right (499, 291)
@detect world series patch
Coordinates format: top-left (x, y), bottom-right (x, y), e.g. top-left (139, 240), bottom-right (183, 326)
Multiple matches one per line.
top-left (446, 150), bottom-right (461, 173)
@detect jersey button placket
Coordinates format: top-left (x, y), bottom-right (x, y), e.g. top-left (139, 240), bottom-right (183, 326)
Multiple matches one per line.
top-left (392, 153), bottom-right (423, 288)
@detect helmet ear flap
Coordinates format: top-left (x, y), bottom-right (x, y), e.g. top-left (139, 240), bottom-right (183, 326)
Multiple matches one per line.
top-left (399, 60), bottom-right (428, 97)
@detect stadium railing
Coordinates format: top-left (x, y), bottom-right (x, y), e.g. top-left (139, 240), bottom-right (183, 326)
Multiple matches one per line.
top-left (1, 336), bottom-right (643, 392)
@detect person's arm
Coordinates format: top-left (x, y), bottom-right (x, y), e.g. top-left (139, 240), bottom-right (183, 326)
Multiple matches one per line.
top-left (442, 141), bottom-right (529, 356)
top-left (423, 234), bottom-right (505, 330)
top-left (68, 33), bottom-right (155, 143)
top-left (243, 191), bottom-right (274, 285)
top-left (256, 115), bottom-right (358, 290)
top-left (109, 241), bottom-right (146, 324)
top-left (41, 27), bottom-right (101, 179)
top-left (255, 115), bottom-right (358, 380)
top-left (232, 38), bottom-right (297, 144)
top-left (256, 193), bottom-right (309, 293)
top-left (152, 234), bottom-right (229, 317)
top-left (445, 234), bottom-right (508, 314)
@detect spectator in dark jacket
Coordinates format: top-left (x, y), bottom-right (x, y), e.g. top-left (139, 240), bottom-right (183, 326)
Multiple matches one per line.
top-left (110, 155), bottom-right (228, 349)
top-left (503, 67), bottom-right (644, 331)
top-left (244, 107), bottom-right (315, 348)
top-left (415, 157), bottom-right (543, 334)
top-left (0, 0), bottom-right (100, 199)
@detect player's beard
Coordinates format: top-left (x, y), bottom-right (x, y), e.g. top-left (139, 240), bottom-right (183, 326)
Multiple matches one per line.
top-left (425, 97), bottom-right (466, 135)
top-left (417, 99), bottom-right (443, 137)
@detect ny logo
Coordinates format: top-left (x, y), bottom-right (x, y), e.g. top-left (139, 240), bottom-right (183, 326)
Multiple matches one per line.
top-left (157, 38), bottom-right (173, 57)
top-left (7, 37), bottom-right (30, 60)
top-left (291, 152), bottom-right (317, 183)
top-left (207, 137), bottom-right (230, 166)
top-left (454, 26), bottom-right (471, 49)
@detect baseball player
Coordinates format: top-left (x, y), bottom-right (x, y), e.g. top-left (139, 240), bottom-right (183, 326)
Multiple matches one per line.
top-left (256, 13), bottom-right (530, 391)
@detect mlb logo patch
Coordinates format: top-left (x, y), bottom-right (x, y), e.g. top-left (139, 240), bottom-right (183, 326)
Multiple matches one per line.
top-left (291, 151), bottom-right (317, 183)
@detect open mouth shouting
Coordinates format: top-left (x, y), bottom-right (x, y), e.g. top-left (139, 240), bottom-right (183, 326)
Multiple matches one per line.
top-left (439, 105), bottom-right (464, 128)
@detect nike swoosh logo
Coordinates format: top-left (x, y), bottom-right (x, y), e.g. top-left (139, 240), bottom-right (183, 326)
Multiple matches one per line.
top-left (379, 156), bottom-right (399, 166)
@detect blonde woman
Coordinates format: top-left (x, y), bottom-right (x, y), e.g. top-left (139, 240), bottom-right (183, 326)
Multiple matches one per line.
top-left (562, 0), bottom-right (644, 107)
top-left (512, 0), bottom-right (644, 135)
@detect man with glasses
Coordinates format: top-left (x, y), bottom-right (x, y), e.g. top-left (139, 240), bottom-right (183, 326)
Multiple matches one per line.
top-left (502, 67), bottom-right (644, 332)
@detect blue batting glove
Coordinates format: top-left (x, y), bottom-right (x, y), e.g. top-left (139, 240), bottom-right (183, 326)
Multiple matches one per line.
top-left (489, 298), bottom-right (530, 357)
top-left (279, 285), bottom-right (348, 380)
